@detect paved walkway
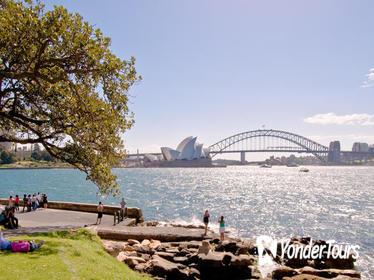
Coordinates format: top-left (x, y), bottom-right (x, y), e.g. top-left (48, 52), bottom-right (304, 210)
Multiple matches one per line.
top-left (1, 205), bottom-right (115, 237)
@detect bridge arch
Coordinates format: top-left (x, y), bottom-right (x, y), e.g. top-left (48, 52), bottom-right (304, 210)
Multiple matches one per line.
top-left (209, 129), bottom-right (329, 161)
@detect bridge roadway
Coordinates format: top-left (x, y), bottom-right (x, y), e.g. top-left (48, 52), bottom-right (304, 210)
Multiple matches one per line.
top-left (126, 150), bottom-right (374, 157)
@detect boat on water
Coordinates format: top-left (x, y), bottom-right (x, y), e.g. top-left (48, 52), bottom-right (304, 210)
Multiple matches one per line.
top-left (287, 163), bottom-right (298, 167)
top-left (299, 168), bottom-right (309, 172)
top-left (260, 164), bottom-right (272, 168)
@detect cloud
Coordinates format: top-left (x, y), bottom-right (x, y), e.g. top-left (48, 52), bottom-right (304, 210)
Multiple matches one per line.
top-left (361, 68), bottom-right (374, 88)
top-left (304, 112), bottom-right (374, 126)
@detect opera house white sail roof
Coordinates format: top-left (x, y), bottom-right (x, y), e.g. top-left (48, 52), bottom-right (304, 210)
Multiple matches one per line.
top-left (161, 136), bottom-right (210, 161)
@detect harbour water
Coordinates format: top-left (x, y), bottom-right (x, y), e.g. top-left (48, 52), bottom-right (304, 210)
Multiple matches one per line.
top-left (0, 166), bottom-right (373, 278)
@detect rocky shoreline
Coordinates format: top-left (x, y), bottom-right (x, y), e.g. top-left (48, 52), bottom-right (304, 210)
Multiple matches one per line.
top-left (100, 222), bottom-right (361, 280)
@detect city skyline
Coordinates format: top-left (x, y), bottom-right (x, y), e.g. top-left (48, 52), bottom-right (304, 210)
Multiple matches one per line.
top-left (45, 0), bottom-right (374, 154)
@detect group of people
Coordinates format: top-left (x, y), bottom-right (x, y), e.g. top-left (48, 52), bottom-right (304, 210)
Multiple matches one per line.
top-left (203, 210), bottom-right (226, 241)
top-left (20, 193), bottom-right (48, 212)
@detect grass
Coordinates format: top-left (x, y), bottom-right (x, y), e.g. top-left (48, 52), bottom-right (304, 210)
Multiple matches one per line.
top-left (0, 229), bottom-right (151, 280)
top-left (0, 161), bottom-right (71, 169)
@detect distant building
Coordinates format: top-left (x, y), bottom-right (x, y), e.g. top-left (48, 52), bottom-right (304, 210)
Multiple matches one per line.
top-left (328, 141), bottom-right (341, 163)
top-left (352, 142), bottom-right (369, 152)
top-left (369, 144), bottom-right (374, 153)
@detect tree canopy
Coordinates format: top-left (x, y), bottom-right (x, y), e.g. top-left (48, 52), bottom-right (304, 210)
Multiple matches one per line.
top-left (0, 0), bottom-right (141, 195)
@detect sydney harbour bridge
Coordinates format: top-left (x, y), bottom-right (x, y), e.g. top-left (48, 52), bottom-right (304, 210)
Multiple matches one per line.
top-left (129, 129), bottom-right (374, 163)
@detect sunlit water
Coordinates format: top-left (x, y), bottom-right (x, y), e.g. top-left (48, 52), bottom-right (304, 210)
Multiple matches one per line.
top-left (0, 166), bottom-right (373, 278)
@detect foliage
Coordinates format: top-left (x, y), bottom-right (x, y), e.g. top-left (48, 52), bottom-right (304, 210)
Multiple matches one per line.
top-left (0, 229), bottom-right (151, 280)
top-left (0, 146), bottom-right (17, 164)
top-left (0, 0), bottom-right (141, 195)
top-left (31, 143), bottom-right (54, 161)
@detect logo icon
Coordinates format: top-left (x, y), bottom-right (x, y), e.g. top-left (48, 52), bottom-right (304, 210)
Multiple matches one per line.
top-left (256, 235), bottom-right (278, 278)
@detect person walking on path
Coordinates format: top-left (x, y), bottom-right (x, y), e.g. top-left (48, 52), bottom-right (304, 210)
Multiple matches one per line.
top-left (120, 197), bottom-right (127, 221)
top-left (96, 202), bottom-right (104, 225)
top-left (218, 216), bottom-right (225, 242)
top-left (203, 210), bottom-right (210, 236)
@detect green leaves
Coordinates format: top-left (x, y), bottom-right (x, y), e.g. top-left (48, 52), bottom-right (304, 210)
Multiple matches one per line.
top-left (0, 0), bottom-right (140, 196)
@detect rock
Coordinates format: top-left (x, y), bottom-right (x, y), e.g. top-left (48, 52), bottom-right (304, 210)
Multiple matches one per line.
top-left (285, 257), bottom-right (309, 268)
top-left (173, 256), bottom-right (189, 265)
top-left (189, 267), bottom-right (200, 278)
top-left (197, 251), bottom-right (253, 279)
top-left (324, 255), bottom-right (355, 270)
top-left (210, 238), bottom-right (220, 245)
top-left (176, 248), bottom-right (191, 257)
top-left (133, 243), bottom-right (154, 254)
top-left (146, 220), bottom-right (159, 226)
top-left (155, 251), bottom-right (176, 261)
top-left (235, 244), bottom-right (249, 255)
top-left (197, 240), bottom-right (211, 255)
top-left (134, 263), bottom-right (147, 272)
top-left (147, 255), bottom-right (189, 280)
top-left (298, 267), bottom-right (360, 279)
top-left (123, 245), bottom-right (137, 252)
top-left (283, 275), bottom-right (329, 280)
top-left (117, 252), bottom-right (128, 262)
top-left (141, 239), bottom-right (151, 247)
top-left (272, 266), bottom-right (299, 279)
top-left (149, 239), bottom-right (162, 250)
top-left (231, 254), bottom-right (255, 267)
top-left (101, 240), bottom-right (126, 257)
top-left (128, 239), bottom-right (140, 245)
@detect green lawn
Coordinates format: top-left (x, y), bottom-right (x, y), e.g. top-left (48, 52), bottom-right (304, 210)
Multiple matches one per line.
top-left (0, 229), bottom-right (151, 280)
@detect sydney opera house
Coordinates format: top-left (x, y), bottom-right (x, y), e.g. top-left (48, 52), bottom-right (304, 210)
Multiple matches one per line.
top-left (161, 136), bottom-right (210, 161)
top-left (143, 136), bottom-right (213, 167)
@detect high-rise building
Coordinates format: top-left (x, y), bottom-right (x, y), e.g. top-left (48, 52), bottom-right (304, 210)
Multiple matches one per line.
top-left (352, 142), bottom-right (369, 152)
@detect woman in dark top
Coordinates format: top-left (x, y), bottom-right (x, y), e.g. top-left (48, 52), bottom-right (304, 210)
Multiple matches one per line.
top-left (203, 210), bottom-right (210, 236)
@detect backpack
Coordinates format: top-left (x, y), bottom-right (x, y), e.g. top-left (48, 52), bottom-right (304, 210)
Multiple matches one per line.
top-left (11, 240), bottom-right (30, 252)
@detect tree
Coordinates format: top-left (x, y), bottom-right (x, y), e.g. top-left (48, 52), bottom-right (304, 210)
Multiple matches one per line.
top-left (0, 147), bottom-right (17, 164)
top-left (31, 143), bottom-right (41, 160)
top-left (0, 1), bottom-right (141, 195)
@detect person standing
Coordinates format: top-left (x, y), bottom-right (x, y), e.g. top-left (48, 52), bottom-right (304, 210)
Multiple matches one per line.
top-left (203, 210), bottom-right (210, 236)
top-left (8, 196), bottom-right (14, 208)
top-left (14, 195), bottom-right (20, 212)
top-left (22, 194), bottom-right (27, 212)
top-left (120, 197), bottom-right (127, 221)
top-left (96, 202), bottom-right (104, 225)
top-left (218, 216), bottom-right (225, 242)
top-left (43, 194), bottom-right (48, 209)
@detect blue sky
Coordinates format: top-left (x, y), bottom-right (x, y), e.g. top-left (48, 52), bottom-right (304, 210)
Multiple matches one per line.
top-left (46, 0), bottom-right (374, 156)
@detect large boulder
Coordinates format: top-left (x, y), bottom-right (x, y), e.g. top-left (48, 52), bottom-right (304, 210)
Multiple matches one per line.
top-left (196, 251), bottom-right (252, 279)
top-left (146, 255), bottom-right (189, 280)
top-left (101, 240), bottom-right (126, 257)
top-left (298, 267), bottom-right (360, 279)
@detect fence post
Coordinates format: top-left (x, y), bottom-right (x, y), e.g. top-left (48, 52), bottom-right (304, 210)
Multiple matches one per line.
top-left (113, 212), bottom-right (117, 225)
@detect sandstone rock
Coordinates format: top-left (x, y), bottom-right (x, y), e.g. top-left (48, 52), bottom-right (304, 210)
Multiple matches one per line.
top-left (297, 266), bottom-right (361, 279)
top-left (197, 240), bottom-right (211, 255)
top-left (128, 239), bottom-right (140, 245)
top-left (134, 262), bottom-right (147, 272)
top-left (285, 257), bottom-right (309, 268)
top-left (147, 255), bottom-right (189, 280)
top-left (117, 252), bottom-right (128, 262)
top-left (176, 248), bottom-right (191, 257)
top-left (101, 240), bottom-right (126, 257)
top-left (235, 244), bottom-right (249, 255)
top-left (189, 267), bottom-right (200, 278)
top-left (146, 220), bottom-right (159, 226)
top-left (123, 245), bottom-right (137, 252)
top-left (141, 239), bottom-right (151, 246)
top-left (173, 256), bottom-right (189, 265)
top-left (283, 274), bottom-right (329, 280)
top-left (149, 239), bottom-right (162, 250)
top-left (155, 251), bottom-right (176, 261)
top-left (231, 254), bottom-right (255, 267)
top-left (272, 266), bottom-right (299, 279)
top-left (133, 243), bottom-right (154, 254)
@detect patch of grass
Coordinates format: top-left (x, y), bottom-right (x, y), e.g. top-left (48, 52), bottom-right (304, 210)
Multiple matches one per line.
top-left (0, 229), bottom-right (151, 280)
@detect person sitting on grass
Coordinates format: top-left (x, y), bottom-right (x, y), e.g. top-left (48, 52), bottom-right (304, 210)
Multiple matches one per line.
top-left (0, 228), bottom-right (44, 252)
top-left (0, 207), bottom-right (14, 229)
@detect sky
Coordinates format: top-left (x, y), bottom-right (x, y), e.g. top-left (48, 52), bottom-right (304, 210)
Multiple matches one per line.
top-left (45, 0), bottom-right (374, 159)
